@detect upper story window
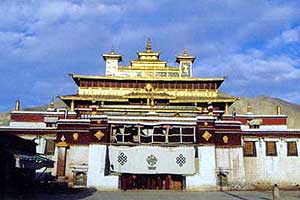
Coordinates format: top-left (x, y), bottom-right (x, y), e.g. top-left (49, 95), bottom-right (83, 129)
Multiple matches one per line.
top-left (243, 141), bottom-right (256, 157)
top-left (266, 141), bottom-right (277, 156)
top-left (249, 125), bottom-right (260, 129)
top-left (248, 119), bottom-right (262, 129)
top-left (111, 125), bottom-right (196, 144)
top-left (287, 141), bottom-right (298, 156)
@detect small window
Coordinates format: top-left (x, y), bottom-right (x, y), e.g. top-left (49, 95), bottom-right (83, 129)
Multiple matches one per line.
top-left (287, 141), bottom-right (298, 156)
top-left (243, 141), bottom-right (256, 157)
top-left (249, 125), bottom-right (260, 129)
top-left (266, 141), bottom-right (277, 156)
top-left (45, 139), bottom-right (55, 155)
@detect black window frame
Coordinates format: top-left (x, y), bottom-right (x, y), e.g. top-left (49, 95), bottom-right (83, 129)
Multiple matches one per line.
top-left (287, 141), bottom-right (298, 156)
top-left (243, 141), bottom-right (257, 157)
top-left (266, 141), bottom-right (277, 156)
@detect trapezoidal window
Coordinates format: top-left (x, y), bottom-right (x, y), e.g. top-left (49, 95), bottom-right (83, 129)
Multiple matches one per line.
top-left (243, 141), bottom-right (256, 157)
top-left (266, 141), bottom-right (277, 156)
top-left (287, 141), bottom-right (298, 156)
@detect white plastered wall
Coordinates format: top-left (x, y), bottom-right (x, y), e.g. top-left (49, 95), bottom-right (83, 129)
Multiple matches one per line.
top-left (243, 138), bottom-right (300, 188)
top-left (186, 146), bottom-right (217, 191)
top-left (87, 144), bottom-right (118, 190)
top-left (65, 145), bottom-right (89, 181)
top-left (215, 147), bottom-right (246, 189)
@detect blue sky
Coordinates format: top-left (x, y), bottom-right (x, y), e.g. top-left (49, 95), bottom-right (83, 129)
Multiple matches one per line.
top-left (0, 0), bottom-right (299, 111)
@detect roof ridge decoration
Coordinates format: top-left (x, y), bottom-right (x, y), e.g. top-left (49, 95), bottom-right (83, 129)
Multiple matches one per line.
top-left (146, 38), bottom-right (152, 52)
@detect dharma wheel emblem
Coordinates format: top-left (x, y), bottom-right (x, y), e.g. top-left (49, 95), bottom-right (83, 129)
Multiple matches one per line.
top-left (202, 131), bottom-right (212, 141)
top-left (146, 155), bottom-right (157, 170)
top-left (73, 133), bottom-right (79, 141)
top-left (117, 152), bottom-right (127, 166)
top-left (145, 83), bottom-right (153, 92)
top-left (176, 154), bottom-right (186, 167)
top-left (223, 135), bottom-right (229, 143)
top-left (94, 130), bottom-right (105, 141)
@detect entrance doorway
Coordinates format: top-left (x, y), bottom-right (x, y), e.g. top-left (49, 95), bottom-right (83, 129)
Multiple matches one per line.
top-left (120, 174), bottom-right (185, 190)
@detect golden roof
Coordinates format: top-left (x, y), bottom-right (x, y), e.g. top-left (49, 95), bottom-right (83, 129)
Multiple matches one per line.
top-left (70, 73), bottom-right (225, 82)
top-left (59, 94), bottom-right (236, 103)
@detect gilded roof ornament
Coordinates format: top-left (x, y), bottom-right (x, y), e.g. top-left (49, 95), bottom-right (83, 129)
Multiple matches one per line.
top-left (110, 46), bottom-right (115, 55)
top-left (145, 83), bottom-right (153, 92)
top-left (175, 48), bottom-right (195, 63)
top-left (15, 99), bottom-right (20, 111)
top-left (146, 38), bottom-right (152, 52)
top-left (50, 98), bottom-right (55, 108)
top-left (183, 48), bottom-right (188, 56)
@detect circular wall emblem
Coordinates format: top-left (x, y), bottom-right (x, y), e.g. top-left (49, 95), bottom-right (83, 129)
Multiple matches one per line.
top-left (146, 155), bottom-right (157, 170)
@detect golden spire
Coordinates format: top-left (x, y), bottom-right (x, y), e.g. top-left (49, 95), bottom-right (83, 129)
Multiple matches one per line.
top-left (276, 106), bottom-right (281, 115)
top-left (110, 46), bottom-right (115, 55)
top-left (146, 38), bottom-right (152, 52)
top-left (183, 48), bottom-right (188, 56)
top-left (15, 99), bottom-right (20, 111)
top-left (47, 98), bottom-right (56, 111)
top-left (246, 103), bottom-right (252, 114)
top-left (50, 98), bottom-right (55, 109)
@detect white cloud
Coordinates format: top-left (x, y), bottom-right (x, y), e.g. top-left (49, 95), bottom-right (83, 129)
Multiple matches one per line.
top-left (268, 26), bottom-right (300, 47)
top-left (197, 49), bottom-right (300, 101)
top-left (281, 91), bottom-right (300, 104)
top-left (0, 0), bottom-right (300, 110)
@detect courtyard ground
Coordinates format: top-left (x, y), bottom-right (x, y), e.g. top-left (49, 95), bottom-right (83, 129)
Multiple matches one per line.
top-left (4, 189), bottom-right (300, 200)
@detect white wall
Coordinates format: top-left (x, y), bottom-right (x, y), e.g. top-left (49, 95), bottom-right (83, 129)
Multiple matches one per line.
top-left (186, 146), bottom-right (217, 191)
top-left (87, 144), bottom-right (118, 190)
top-left (244, 138), bottom-right (300, 188)
top-left (215, 147), bottom-right (246, 189)
top-left (9, 121), bottom-right (46, 128)
top-left (65, 145), bottom-right (89, 180)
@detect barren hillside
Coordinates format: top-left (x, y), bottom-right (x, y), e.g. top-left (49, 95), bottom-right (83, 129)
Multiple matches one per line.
top-left (229, 96), bottom-right (300, 128)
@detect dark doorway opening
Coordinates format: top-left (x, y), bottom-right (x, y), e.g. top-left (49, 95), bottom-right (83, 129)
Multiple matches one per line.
top-left (120, 174), bottom-right (184, 190)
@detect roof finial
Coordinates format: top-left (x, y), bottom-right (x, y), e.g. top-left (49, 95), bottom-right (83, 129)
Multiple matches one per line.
top-left (183, 48), bottom-right (188, 56)
top-left (47, 98), bottom-right (56, 111)
top-left (246, 103), bottom-right (252, 114)
top-left (146, 38), bottom-right (152, 52)
top-left (110, 46), bottom-right (115, 54)
top-left (50, 98), bottom-right (55, 109)
top-left (15, 99), bottom-right (20, 111)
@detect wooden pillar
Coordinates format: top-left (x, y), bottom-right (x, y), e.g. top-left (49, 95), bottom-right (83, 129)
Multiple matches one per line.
top-left (193, 126), bottom-right (196, 143)
top-left (151, 128), bottom-right (154, 143)
top-left (70, 100), bottom-right (75, 112)
top-left (151, 98), bottom-right (154, 106)
top-left (56, 145), bottom-right (68, 176)
top-left (225, 103), bottom-right (229, 114)
top-left (180, 127), bottom-right (182, 143)
top-left (166, 126), bottom-right (169, 143)
top-left (138, 126), bottom-right (141, 143)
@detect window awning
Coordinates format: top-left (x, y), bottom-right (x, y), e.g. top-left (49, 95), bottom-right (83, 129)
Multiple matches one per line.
top-left (15, 153), bottom-right (54, 170)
